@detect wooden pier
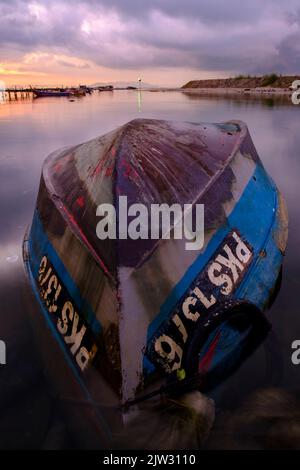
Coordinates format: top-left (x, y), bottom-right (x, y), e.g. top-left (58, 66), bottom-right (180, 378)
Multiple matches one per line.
top-left (1, 88), bottom-right (33, 101)
top-left (0, 87), bottom-right (75, 101)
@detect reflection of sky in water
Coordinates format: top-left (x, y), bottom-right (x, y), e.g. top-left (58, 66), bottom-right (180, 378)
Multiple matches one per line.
top-left (0, 91), bottom-right (299, 398)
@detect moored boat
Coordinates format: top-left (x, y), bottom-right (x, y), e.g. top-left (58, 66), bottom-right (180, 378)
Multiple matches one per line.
top-left (32, 88), bottom-right (72, 97)
top-left (79, 85), bottom-right (93, 94)
top-left (98, 85), bottom-right (114, 91)
top-left (68, 88), bottom-right (86, 97)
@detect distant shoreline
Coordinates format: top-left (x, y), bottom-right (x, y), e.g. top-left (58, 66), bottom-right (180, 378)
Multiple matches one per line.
top-left (146, 87), bottom-right (292, 96)
top-left (146, 74), bottom-right (299, 97)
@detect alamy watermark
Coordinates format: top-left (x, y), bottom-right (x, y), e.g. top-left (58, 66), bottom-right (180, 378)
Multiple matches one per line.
top-left (96, 196), bottom-right (204, 251)
top-left (291, 340), bottom-right (300, 365)
top-left (291, 80), bottom-right (300, 105)
top-left (0, 340), bottom-right (6, 365)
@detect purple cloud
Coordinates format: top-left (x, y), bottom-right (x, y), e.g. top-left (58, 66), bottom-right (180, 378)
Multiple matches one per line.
top-left (0, 0), bottom-right (300, 74)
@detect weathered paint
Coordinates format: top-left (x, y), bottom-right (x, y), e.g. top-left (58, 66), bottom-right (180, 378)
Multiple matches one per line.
top-left (23, 118), bottom-right (288, 445)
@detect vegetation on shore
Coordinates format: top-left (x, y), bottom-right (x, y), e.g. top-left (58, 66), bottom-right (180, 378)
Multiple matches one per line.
top-left (182, 74), bottom-right (299, 89)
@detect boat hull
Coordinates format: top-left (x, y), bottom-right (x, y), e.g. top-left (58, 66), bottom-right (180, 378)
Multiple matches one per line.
top-left (23, 119), bottom-right (288, 447)
top-left (32, 89), bottom-right (72, 97)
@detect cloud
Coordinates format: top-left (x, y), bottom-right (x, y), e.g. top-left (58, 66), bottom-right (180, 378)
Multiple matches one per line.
top-left (0, 65), bottom-right (29, 76)
top-left (0, 0), bottom-right (300, 76)
top-left (56, 60), bottom-right (90, 69)
top-left (23, 51), bottom-right (91, 70)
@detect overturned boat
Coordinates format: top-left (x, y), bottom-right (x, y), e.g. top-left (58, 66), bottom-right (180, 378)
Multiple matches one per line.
top-left (23, 118), bottom-right (288, 447)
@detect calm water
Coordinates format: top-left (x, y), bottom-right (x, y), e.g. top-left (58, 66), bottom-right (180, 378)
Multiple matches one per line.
top-left (0, 90), bottom-right (299, 447)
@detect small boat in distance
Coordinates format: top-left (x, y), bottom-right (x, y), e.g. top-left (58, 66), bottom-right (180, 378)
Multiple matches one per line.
top-left (65, 88), bottom-right (86, 97)
top-left (97, 85), bottom-right (114, 91)
top-left (79, 85), bottom-right (93, 94)
top-left (32, 87), bottom-right (72, 97)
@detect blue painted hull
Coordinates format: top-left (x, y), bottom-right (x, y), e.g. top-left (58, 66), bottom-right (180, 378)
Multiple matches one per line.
top-left (23, 119), bottom-right (288, 446)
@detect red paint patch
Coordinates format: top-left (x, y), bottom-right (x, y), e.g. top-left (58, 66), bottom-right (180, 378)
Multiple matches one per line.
top-left (76, 196), bottom-right (85, 208)
top-left (105, 164), bottom-right (114, 177)
top-left (120, 160), bottom-right (133, 178)
top-left (53, 162), bottom-right (62, 172)
top-left (131, 169), bottom-right (139, 180)
top-left (92, 160), bottom-right (104, 177)
top-left (198, 330), bottom-right (221, 373)
top-left (60, 204), bottom-right (112, 280)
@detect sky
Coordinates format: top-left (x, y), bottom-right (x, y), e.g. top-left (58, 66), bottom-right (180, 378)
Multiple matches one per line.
top-left (0, 0), bottom-right (300, 87)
